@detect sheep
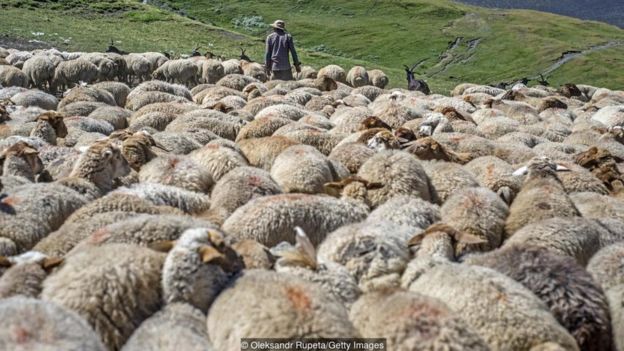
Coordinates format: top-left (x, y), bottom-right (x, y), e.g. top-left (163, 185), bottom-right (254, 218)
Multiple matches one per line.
top-left (317, 64), bottom-right (347, 84)
top-left (164, 110), bottom-right (242, 141)
top-left (125, 91), bottom-right (190, 111)
top-left (0, 296), bottom-right (106, 351)
top-left (138, 155), bottom-right (213, 193)
top-left (152, 132), bottom-right (202, 154)
top-left (464, 155), bottom-right (522, 204)
top-left (505, 157), bottom-right (580, 236)
top-left (128, 80), bottom-right (192, 101)
top-left (367, 69), bottom-right (388, 89)
top-left (440, 187), bottom-right (509, 255)
top-left (238, 135), bottom-right (300, 170)
top-left (202, 166), bottom-right (282, 225)
top-left (587, 243), bottom-right (624, 350)
top-left (503, 216), bottom-right (606, 266)
top-left (421, 161), bottom-right (479, 202)
top-left (0, 65), bottom-right (28, 88)
top-left (59, 86), bottom-right (117, 108)
top-left (33, 211), bottom-right (141, 257)
top-left (124, 54), bottom-right (152, 83)
top-left (269, 144), bottom-right (339, 194)
top-left (216, 73), bottom-right (260, 91)
top-left (92, 81), bottom-right (131, 107)
top-left (349, 150), bottom-right (437, 207)
top-left (121, 302), bottom-right (212, 351)
top-left (222, 193), bottom-right (368, 247)
top-left (0, 251), bottom-right (63, 298)
top-left (235, 116), bottom-right (292, 141)
top-left (346, 66), bottom-right (369, 88)
top-left (207, 269), bottom-right (358, 350)
top-left (9, 89), bottom-right (58, 110)
top-left (350, 289), bottom-right (490, 350)
top-left (317, 220), bottom-right (413, 291)
top-left (466, 245), bottom-right (613, 351)
top-left (68, 138), bottom-right (132, 193)
top-left (200, 59), bottom-right (225, 84)
top-left (21, 55), bottom-right (55, 90)
top-left (328, 142), bottom-right (375, 174)
top-left (140, 52), bottom-right (169, 72)
top-left (187, 142), bottom-right (248, 183)
top-left (150, 227), bottom-right (242, 313)
top-left (53, 59), bottom-right (98, 91)
top-left (88, 105), bottom-right (130, 130)
top-left (367, 195), bottom-right (441, 231)
top-left (129, 111), bottom-right (177, 131)
top-left (152, 59), bottom-right (199, 86)
top-left (114, 182), bottom-right (211, 214)
top-left (41, 244), bottom-right (165, 350)
top-left (0, 182), bottom-right (89, 251)
top-left (404, 260), bottom-right (579, 351)
top-left (570, 192), bottom-right (624, 222)
top-left (0, 141), bottom-right (44, 181)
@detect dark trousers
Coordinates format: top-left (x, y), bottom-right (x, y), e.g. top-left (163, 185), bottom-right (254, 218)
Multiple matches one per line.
top-left (271, 69), bottom-right (294, 81)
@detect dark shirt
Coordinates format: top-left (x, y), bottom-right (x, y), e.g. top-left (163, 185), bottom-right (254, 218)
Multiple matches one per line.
top-left (265, 30), bottom-right (300, 71)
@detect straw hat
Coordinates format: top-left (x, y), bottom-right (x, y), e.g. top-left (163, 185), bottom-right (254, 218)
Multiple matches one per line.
top-left (271, 20), bottom-right (286, 29)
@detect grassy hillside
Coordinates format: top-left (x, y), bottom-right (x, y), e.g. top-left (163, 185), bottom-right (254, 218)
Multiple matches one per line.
top-left (1, 0), bottom-right (623, 93)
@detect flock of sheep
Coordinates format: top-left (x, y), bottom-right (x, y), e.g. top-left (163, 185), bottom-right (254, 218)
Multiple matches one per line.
top-left (0, 45), bottom-right (623, 351)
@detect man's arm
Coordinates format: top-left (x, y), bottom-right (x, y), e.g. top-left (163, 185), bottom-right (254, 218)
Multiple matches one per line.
top-left (288, 35), bottom-right (301, 71)
top-left (265, 35), bottom-right (273, 72)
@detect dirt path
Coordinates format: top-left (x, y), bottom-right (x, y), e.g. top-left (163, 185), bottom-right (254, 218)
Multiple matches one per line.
top-left (541, 41), bottom-right (623, 76)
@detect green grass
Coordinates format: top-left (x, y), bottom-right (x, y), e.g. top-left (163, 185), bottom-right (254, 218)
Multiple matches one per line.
top-left (1, 0), bottom-right (623, 92)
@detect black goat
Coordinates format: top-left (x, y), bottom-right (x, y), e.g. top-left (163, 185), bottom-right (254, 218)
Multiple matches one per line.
top-left (404, 64), bottom-right (430, 95)
top-left (105, 39), bottom-right (128, 55)
top-left (240, 47), bottom-right (252, 62)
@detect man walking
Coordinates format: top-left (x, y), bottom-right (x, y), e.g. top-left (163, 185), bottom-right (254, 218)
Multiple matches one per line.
top-left (265, 19), bottom-right (301, 81)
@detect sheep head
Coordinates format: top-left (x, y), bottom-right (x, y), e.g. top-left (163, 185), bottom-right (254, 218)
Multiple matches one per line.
top-left (121, 132), bottom-right (160, 171)
top-left (538, 97), bottom-right (568, 112)
top-left (70, 140), bottom-right (132, 189)
top-left (0, 105), bottom-right (9, 123)
top-left (513, 156), bottom-right (570, 179)
top-left (314, 76), bottom-right (338, 92)
top-left (394, 127), bottom-right (416, 144)
top-left (367, 130), bottom-right (402, 151)
top-left (406, 137), bottom-right (468, 163)
top-left (558, 83), bottom-right (582, 98)
top-left (150, 228), bottom-right (243, 273)
top-left (606, 126), bottom-right (624, 144)
top-left (0, 251), bottom-right (64, 273)
top-left (273, 227), bottom-right (318, 270)
top-left (358, 116), bottom-right (391, 131)
top-left (408, 223), bottom-right (486, 259)
top-left (0, 141), bottom-right (44, 176)
top-left (323, 176), bottom-right (383, 199)
top-left (37, 112), bottom-right (68, 138)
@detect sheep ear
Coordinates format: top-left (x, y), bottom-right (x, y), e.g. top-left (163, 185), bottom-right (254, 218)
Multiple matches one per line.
top-left (23, 147), bottom-right (38, 155)
top-left (322, 182), bottom-right (343, 197)
top-left (294, 227), bottom-right (316, 263)
top-left (41, 257), bottom-right (64, 272)
top-left (198, 245), bottom-right (225, 264)
top-left (454, 232), bottom-right (488, 245)
top-left (366, 182), bottom-right (384, 190)
top-left (556, 164), bottom-right (570, 172)
top-left (0, 256), bottom-right (12, 268)
top-left (407, 233), bottom-right (425, 247)
top-left (148, 240), bottom-right (176, 253)
top-left (206, 229), bottom-right (225, 247)
top-left (512, 166), bottom-right (528, 176)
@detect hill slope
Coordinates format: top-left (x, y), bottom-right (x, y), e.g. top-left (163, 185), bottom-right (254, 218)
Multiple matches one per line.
top-left (454, 0), bottom-right (624, 28)
top-left (1, 0), bottom-right (623, 92)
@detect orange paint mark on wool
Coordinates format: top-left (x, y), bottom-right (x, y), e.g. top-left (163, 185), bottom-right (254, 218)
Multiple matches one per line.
top-left (284, 285), bottom-right (311, 311)
top-left (12, 326), bottom-right (31, 343)
top-left (89, 227), bottom-right (110, 244)
top-left (1, 196), bottom-right (19, 206)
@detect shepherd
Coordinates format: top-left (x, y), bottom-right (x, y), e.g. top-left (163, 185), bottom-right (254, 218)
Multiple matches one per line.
top-left (265, 19), bottom-right (301, 81)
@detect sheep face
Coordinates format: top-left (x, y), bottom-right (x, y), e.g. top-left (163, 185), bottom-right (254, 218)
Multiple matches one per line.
top-left (38, 112), bottom-right (68, 138)
top-left (513, 157), bottom-right (570, 179)
top-left (0, 141), bottom-right (44, 176)
top-left (367, 130), bottom-right (401, 151)
top-left (359, 116), bottom-right (391, 131)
